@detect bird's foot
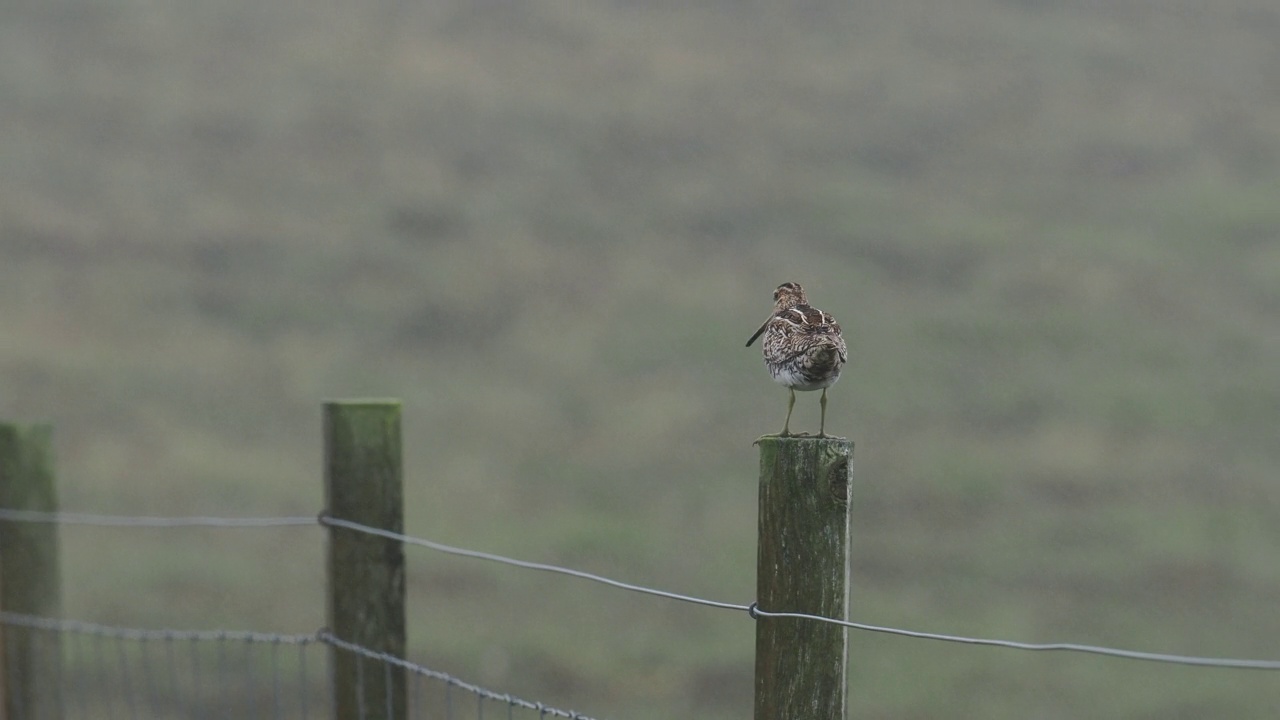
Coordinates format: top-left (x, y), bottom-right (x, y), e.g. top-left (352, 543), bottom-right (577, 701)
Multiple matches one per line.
top-left (747, 430), bottom-right (793, 443)
top-left (774, 430), bottom-right (811, 438)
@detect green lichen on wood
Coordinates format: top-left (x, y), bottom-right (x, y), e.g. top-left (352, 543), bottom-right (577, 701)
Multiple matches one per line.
top-left (754, 436), bottom-right (852, 720)
top-left (324, 401), bottom-right (406, 720)
top-left (0, 422), bottom-right (63, 720)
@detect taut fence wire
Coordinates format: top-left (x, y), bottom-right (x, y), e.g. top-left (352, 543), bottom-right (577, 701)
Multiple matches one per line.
top-left (318, 516), bottom-right (1280, 672)
top-left (1, 508), bottom-right (1277, 672)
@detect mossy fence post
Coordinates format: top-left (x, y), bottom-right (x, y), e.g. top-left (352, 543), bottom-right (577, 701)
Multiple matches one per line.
top-left (754, 436), bottom-right (853, 720)
top-left (324, 400), bottom-right (406, 720)
top-left (0, 422), bottom-right (62, 720)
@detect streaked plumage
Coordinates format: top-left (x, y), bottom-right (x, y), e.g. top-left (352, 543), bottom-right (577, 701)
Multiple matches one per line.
top-left (746, 282), bottom-right (847, 437)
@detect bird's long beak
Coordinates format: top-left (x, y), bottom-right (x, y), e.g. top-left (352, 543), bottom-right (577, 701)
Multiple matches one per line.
top-left (745, 317), bottom-right (771, 347)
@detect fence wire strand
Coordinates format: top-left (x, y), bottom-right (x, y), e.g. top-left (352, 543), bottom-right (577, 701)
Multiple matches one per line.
top-left (0, 612), bottom-right (319, 645)
top-left (746, 606), bottom-right (1280, 670)
top-left (322, 516), bottom-right (1280, 672)
top-left (321, 632), bottom-right (599, 720)
top-left (2, 510), bottom-right (1279, 672)
top-left (319, 515), bottom-right (748, 612)
top-left (0, 507), bottom-right (315, 527)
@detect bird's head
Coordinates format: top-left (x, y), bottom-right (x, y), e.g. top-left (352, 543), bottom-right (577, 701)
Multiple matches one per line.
top-left (746, 282), bottom-right (810, 347)
top-left (772, 282), bottom-right (808, 311)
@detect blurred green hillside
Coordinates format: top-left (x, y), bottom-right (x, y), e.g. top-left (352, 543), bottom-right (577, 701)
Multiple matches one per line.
top-left (2, 0), bottom-right (1279, 717)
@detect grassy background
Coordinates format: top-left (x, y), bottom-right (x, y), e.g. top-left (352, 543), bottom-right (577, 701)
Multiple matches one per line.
top-left (3, 0), bottom-right (1280, 717)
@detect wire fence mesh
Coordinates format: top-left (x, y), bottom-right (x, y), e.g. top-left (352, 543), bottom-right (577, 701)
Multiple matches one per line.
top-left (0, 612), bottom-right (599, 720)
top-left (1, 614), bottom-right (324, 720)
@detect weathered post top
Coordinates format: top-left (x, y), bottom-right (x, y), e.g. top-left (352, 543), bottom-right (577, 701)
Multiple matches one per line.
top-left (754, 435), bottom-right (853, 720)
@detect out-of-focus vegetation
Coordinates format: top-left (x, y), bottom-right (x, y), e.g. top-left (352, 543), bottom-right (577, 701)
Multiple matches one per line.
top-left (2, 0), bottom-right (1279, 717)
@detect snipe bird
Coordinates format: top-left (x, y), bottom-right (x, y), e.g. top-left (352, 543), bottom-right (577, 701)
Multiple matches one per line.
top-left (746, 282), bottom-right (847, 438)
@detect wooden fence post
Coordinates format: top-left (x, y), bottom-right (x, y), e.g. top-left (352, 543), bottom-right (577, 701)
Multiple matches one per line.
top-left (0, 423), bottom-right (62, 720)
top-left (754, 436), bottom-right (852, 720)
top-left (324, 400), bottom-right (406, 720)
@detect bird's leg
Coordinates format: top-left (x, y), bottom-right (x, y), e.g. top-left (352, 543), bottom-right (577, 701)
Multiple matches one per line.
top-left (817, 388), bottom-right (829, 438)
top-left (780, 388), bottom-right (796, 437)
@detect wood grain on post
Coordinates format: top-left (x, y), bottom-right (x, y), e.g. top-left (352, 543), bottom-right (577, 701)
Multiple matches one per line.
top-left (754, 436), bottom-right (852, 720)
top-left (0, 423), bottom-right (62, 720)
top-left (324, 400), bottom-right (406, 720)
